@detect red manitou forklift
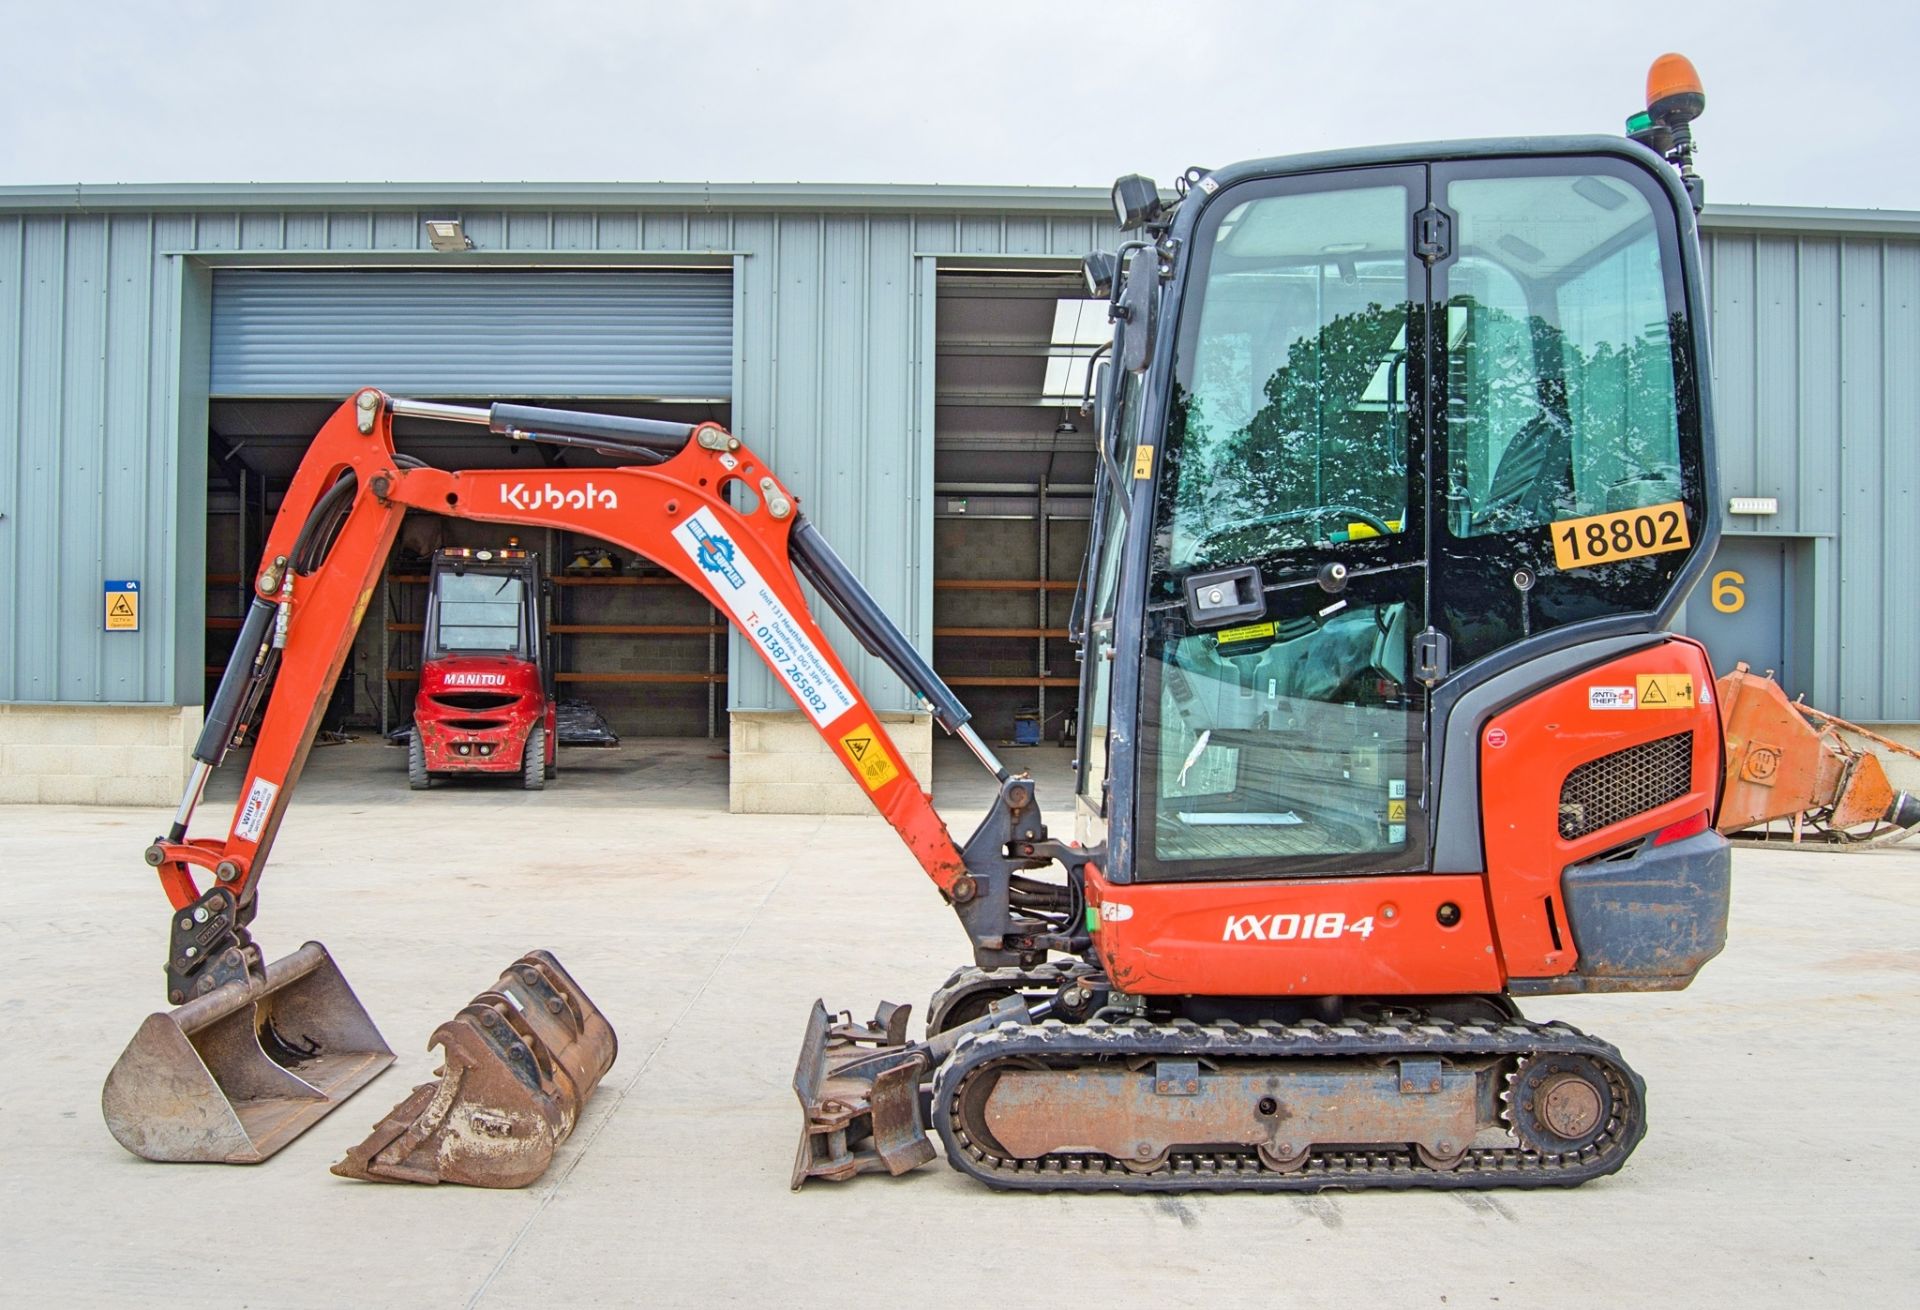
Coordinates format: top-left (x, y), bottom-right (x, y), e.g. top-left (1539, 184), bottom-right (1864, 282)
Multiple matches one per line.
top-left (408, 542), bottom-right (556, 790)
top-left (104, 57), bottom-right (1915, 1192)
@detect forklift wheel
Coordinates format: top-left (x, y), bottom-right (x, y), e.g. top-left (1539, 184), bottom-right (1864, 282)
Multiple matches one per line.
top-left (407, 728), bottom-right (431, 790)
top-left (522, 726), bottom-right (547, 791)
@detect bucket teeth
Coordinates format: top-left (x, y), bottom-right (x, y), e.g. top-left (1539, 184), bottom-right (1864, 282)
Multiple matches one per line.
top-left (332, 950), bottom-right (616, 1188)
top-left (102, 941), bottom-right (395, 1164)
top-left (791, 1000), bottom-right (937, 1188)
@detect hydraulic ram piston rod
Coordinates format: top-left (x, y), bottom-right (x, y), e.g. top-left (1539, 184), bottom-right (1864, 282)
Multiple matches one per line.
top-left (388, 397), bottom-right (696, 460)
top-left (790, 517), bottom-right (1008, 782)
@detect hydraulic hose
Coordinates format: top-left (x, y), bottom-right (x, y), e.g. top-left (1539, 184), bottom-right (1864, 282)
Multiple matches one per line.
top-left (291, 472), bottom-right (359, 575)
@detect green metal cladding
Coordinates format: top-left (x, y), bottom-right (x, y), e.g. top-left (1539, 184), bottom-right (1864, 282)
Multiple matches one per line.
top-left (0, 185), bottom-right (1110, 715)
top-left (0, 183), bottom-right (1915, 720)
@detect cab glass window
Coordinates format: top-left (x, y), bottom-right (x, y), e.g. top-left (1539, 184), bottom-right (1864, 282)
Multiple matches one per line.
top-left (1444, 173), bottom-right (1682, 537)
top-left (1160, 179), bottom-right (1418, 573)
top-left (1431, 160), bottom-right (1702, 669)
top-left (431, 572), bottom-right (528, 655)
top-left (1139, 171), bottom-right (1428, 880)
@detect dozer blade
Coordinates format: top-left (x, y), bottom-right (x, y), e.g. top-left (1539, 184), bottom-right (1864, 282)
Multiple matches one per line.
top-left (332, 950), bottom-right (615, 1188)
top-left (102, 941), bottom-right (395, 1164)
top-left (791, 999), bottom-right (939, 1188)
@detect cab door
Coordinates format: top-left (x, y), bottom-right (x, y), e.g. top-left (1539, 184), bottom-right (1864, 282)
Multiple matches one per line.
top-left (1427, 156), bottom-right (1708, 667)
top-left (1133, 166), bottom-right (1433, 881)
top-left (1120, 150), bottom-right (1707, 884)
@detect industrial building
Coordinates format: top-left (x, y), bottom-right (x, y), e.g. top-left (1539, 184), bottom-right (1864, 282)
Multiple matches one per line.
top-left (0, 180), bottom-right (1914, 806)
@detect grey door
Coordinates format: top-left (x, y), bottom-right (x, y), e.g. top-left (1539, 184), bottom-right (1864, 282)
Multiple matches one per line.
top-left (211, 269), bottom-right (733, 399)
top-left (1684, 536), bottom-right (1797, 695)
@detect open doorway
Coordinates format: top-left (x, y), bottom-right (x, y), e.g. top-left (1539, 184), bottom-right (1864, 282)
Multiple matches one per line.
top-left (931, 269), bottom-right (1104, 747)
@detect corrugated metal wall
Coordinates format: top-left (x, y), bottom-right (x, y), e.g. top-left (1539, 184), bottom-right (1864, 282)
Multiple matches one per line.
top-left (724, 209), bottom-right (1103, 715)
top-left (0, 201), bottom-right (1106, 715)
top-left (0, 211), bottom-right (195, 703)
top-left (1702, 226), bottom-right (1920, 720)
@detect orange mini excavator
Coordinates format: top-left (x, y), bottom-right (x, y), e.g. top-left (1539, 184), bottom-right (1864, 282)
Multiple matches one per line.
top-left (104, 57), bottom-right (1917, 1192)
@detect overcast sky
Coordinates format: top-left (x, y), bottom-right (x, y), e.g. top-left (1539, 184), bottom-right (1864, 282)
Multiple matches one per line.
top-left (2, 0), bottom-right (1916, 210)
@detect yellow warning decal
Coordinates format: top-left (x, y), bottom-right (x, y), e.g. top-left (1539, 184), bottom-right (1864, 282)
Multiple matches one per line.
top-left (1215, 620), bottom-right (1278, 645)
top-left (839, 722), bottom-right (901, 791)
top-left (1132, 444), bottom-right (1154, 479)
top-left (104, 581), bottom-right (139, 631)
top-left (1635, 673), bottom-right (1695, 709)
top-left (1549, 501), bottom-right (1691, 571)
top-left (1387, 798), bottom-right (1407, 822)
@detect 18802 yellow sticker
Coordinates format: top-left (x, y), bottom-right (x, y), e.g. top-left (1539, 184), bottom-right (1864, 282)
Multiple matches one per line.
top-left (1550, 501), bottom-right (1690, 571)
top-left (839, 722), bottom-right (900, 791)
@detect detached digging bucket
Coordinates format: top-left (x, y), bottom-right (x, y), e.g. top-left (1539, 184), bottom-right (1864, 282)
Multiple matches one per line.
top-left (332, 950), bottom-right (616, 1188)
top-left (102, 942), bottom-right (395, 1163)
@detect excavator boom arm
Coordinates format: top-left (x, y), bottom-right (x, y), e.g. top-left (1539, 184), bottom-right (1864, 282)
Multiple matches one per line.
top-left (151, 391), bottom-right (985, 939)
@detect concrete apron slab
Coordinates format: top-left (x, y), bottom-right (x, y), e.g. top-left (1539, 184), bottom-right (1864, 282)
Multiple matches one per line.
top-left (1, 736), bottom-right (1916, 1307)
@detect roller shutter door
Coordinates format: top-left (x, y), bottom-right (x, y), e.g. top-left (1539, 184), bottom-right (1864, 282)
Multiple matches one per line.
top-left (210, 269), bottom-right (732, 399)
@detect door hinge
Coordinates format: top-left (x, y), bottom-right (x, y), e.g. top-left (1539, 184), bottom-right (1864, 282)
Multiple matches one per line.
top-left (1413, 627), bottom-right (1450, 687)
top-left (1414, 204), bottom-right (1453, 264)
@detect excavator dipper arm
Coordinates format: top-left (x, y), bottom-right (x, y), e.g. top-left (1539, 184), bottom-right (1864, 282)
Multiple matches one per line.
top-left (149, 390), bottom-right (1069, 1005)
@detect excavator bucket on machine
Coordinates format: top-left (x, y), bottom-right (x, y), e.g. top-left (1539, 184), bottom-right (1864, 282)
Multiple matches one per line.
top-left (333, 951), bottom-right (616, 1187)
top-left (102, 940), bottom-right (392, 1163)
top-left (790, 996), bottom-right (1032, 1187)
top-left (791, 1001), bottom-right (935, 1186)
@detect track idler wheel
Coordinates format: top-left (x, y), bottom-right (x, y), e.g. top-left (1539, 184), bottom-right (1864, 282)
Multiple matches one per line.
top-left (332, 951), bottom-right (615, 1188)
top-left (1506, 1054), bottom-right (1618, 1157)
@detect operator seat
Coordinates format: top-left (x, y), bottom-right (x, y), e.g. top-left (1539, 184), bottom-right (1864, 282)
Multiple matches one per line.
top-left (1471, 411), bottom-right (1575, 533)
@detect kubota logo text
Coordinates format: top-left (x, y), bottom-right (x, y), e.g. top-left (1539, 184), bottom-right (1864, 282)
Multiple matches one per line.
top-left (500, 482), bottom-right (618, 511)
top-left (1224, 912), bottom-right (1376, 941)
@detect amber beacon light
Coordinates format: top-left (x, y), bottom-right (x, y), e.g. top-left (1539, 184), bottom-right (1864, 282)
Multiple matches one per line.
top-left (1646, 53), bottom-right (1706, 126)
top-left (1626, 53), bottom-right (1706, 211)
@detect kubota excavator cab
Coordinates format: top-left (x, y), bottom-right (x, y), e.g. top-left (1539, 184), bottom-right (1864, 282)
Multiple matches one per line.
top-left (408, 543), bottom-right (555, 789)
top-left (1068, 133), bottom-right (1730, 1001)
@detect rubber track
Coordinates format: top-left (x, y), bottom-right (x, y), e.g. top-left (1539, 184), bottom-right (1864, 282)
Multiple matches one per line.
top-left (932, 1014), bottom-right (1645, 1193)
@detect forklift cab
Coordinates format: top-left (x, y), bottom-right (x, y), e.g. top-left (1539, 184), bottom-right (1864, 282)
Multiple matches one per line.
top-left (410, 544), bottom-right (556, 789)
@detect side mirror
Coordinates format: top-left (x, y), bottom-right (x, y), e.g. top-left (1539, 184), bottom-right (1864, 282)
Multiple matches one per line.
top-left (1116, 247), bottom-right (1160, 374)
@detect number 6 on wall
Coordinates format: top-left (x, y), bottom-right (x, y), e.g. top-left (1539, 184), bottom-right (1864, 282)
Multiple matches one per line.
top-left (1711, 569), bottom-right (1745, 613)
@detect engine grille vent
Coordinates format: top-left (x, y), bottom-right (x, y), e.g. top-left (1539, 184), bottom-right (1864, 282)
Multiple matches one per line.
top-left (1558, 732), bottom-right (1693, 840)
top-left (431, 692), bottom-right (520, 711)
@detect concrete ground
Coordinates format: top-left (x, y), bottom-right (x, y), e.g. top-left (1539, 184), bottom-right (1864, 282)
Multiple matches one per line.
top-left (3, 735), bottom-right (1917, 1308)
